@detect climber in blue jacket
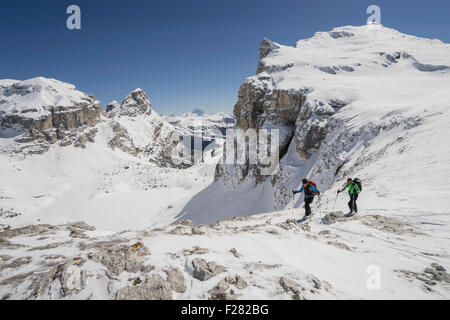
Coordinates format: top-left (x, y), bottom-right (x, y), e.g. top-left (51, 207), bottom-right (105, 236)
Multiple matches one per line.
top-left (292, 178), bottom-right (321, 219)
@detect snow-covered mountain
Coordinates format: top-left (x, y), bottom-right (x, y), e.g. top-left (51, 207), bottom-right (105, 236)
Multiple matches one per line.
top-left (1, 25), bottom-right (449, 300)
top-left (0, 77), bottom-right (102, 155)
top-left (178, 25), bottom-right (450, 225)
top-left (0, 78), bottom-right (185, 167)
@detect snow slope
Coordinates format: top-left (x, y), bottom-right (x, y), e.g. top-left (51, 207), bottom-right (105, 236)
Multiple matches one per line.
top-left (0, 118), bottom-right (216, 231)
top-left (1, 206), bottom-right (448, 300)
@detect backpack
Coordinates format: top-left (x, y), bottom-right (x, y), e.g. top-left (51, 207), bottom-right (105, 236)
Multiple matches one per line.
top-left (308, 180), bottom-right (318, 195)
top-left (353, 178), bottom-right (362, 192)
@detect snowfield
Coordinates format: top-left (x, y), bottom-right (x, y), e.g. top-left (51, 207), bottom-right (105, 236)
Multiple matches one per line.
top-left (0, 118), bottom-right (217, 231)
top-left (0, 25), bottom-right (449, 300)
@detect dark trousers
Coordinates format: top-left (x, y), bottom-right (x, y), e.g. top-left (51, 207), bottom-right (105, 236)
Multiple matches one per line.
top-left (348, 194), bottom-right (358, 213)
top-left (304, 196), bottom-right (314, 216)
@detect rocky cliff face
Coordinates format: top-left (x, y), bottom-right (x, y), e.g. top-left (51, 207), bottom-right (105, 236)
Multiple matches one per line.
top-left (109, 89), bottom-right (151, 117)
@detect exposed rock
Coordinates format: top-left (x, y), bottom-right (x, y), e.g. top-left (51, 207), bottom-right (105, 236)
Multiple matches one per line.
top-left (183, 246), bottom-right (209, 256)
top-left (396, 263), bottom-right (450, 290)
top-left (230, 248), bottom-right (241, 258)
top-left (259, 37), bottom-right (280, 60)
top-left (0, 255), bottom-right (12, 262)
top-left (176, 220), bottom-right (194, 227)
top-left (107, 121), bottom-right (138, 156)
top-left (306, 275), bottom-right (332, 292)
top-left (294, 106), bottom-right (331, 157)
top-left (169, 225), bottom-right (193, 235)
top-left (28, 242), bottom-right (63, 251)
top-left (225, 275), bottom-right (247, 290)
top-left (114, 274), bottom-right (172, 300)
top-left (278, 220), bottom-right (311, 232)
top-left (329, 31), bottom-right (354, 39)
top-left (233, 84), bottom-right (303, 132)
top-left (105, 100), bottom-right (120, 113)
top-left (0, 256), bottom-right (32, 272)
top-left (208, 279), bottom-right (238, 300)
top-left (0, 272), bottom-right (34, 286)
top-left (92, 242), bottom-right (150, 276)
top-left (164, 267), bottom-right (186, 293)
top-left (68, 228), bottom-right (88, 239)
top-left (0, 238), bottom-right (27, 249)
top-left (327, 241), bottom-right (351, 251)
top-left (321, 211), bottom-right (346, 224)
top-left (191, 258), bottom-right (227, 281)
top-left (279, 276), bottom-right (302, 300)
top-left (207, 275), bottom-right (246, 300)
top-left (215, 84), bottom-right (306, 186)
top-left (361, 215), bottom-right (422, 235)
top-left (116, 89), bottom-right (151, 117)
top-left (78, 238), bottom-right (128, 251)
top-left (28, 259), bottom-right (86, 298)
top-left (66, 221), bottom-right (96, 231)
top-left (0, 224), bottom-right (11, 232)
top-left (0, 224), bottom-right (54, 239)
top-left (0, 208), bottom-right (21, 219)
top-left (256, 38), bottom-right (284, 74)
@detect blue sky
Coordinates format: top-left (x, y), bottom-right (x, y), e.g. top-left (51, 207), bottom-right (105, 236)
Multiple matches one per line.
top-left (1, 0), bottom-right (449, 114)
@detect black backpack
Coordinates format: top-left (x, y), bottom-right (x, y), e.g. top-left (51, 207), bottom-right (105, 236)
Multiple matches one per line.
top-left (353, 178), bottom-right (362, 192)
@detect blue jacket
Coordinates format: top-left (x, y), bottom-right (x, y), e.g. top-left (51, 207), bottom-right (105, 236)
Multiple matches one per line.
top-left (294, 184), bottom-right (320, 198)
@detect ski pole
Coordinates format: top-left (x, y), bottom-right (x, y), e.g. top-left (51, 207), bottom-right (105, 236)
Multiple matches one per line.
top-left (292, 192), bottom-right (295, 219)
top-left (332, 192), bottom-right (339, 211)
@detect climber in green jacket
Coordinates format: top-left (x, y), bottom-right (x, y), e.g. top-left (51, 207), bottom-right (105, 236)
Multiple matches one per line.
top-left (337, 178), bottom-right (361, 214)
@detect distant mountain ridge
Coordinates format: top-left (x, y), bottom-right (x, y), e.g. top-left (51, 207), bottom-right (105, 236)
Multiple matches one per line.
top-left (0, 78), bottom-right (234, 168)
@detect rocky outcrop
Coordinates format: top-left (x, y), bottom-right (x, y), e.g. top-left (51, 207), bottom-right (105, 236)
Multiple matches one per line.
top-left (256, 38), bottom-right (281, 74)
top-left (115, 274), bottom-right (173, 300)
top-left (396, 263), bottom-right (450, 291)
top-left (280, 276), bottom-right (302, 300)
top-left (28, 258), bottom-right (86, 298)
top-left (207, 275), bottom-right (247, 300)
top-left (92, 242), bottom-right (151, 276)
top-left (164, 267), bottom-right (186, 293)
top-left (233, 84), bottom-right (305, 131)
top-left (107, 122), bottom-right (138, 156)
top-left (191, 258), bottom-right (227, 281)
top-left (114, 89), bottom-right (151, 117)
top-left (105, 100), bottom-right (120, 113)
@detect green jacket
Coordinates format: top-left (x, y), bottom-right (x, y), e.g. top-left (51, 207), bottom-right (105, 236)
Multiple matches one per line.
top-left (344, 182), bottom-right (360, 195)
